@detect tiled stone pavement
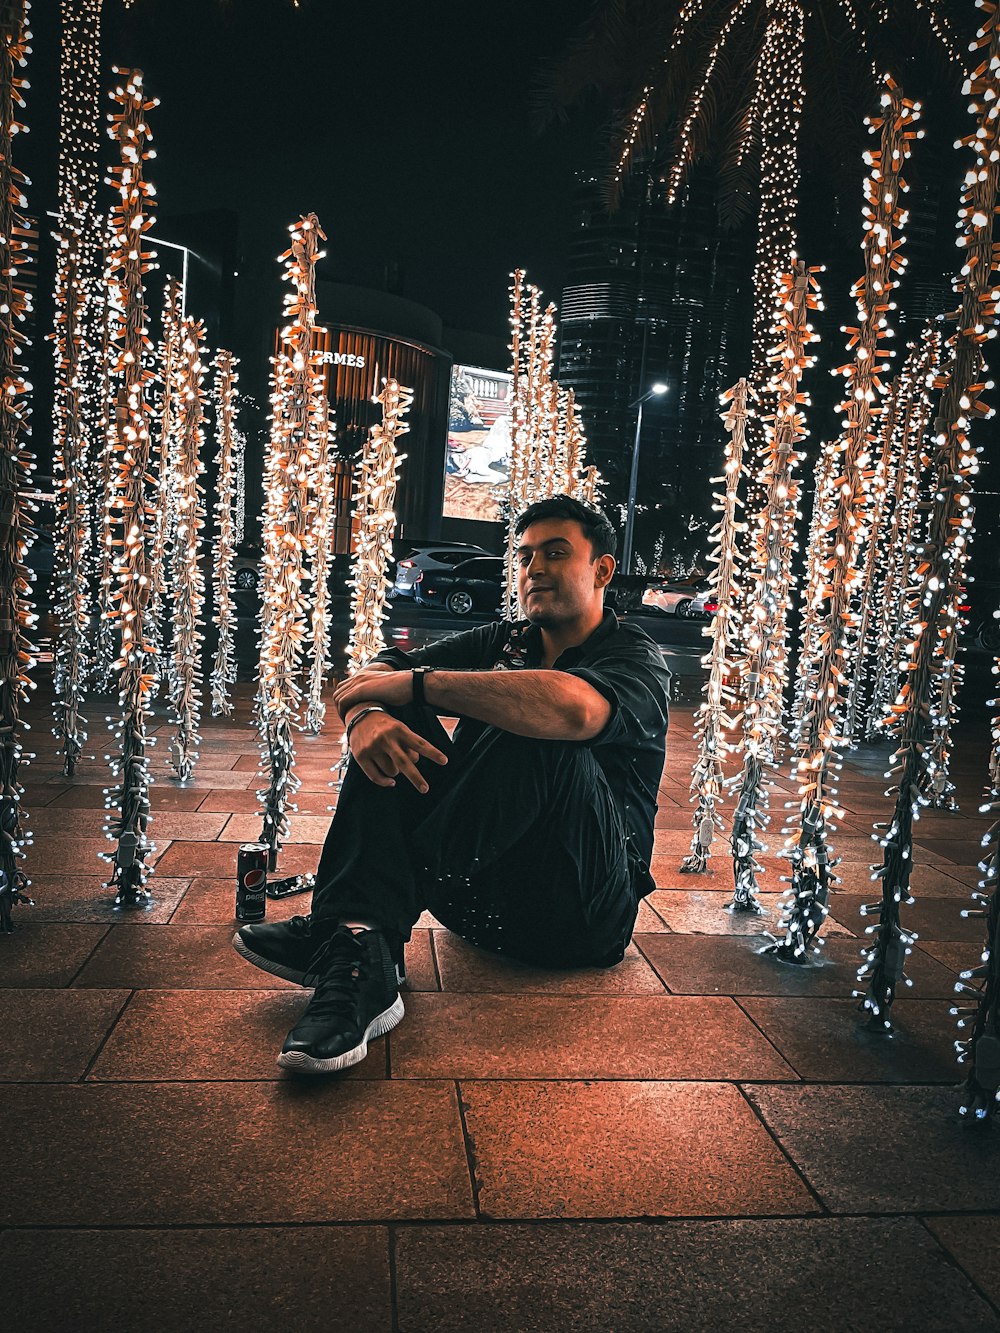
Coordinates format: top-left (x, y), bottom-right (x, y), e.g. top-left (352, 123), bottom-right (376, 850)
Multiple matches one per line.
top-left (3, 682), bottom-right (1000, 1332)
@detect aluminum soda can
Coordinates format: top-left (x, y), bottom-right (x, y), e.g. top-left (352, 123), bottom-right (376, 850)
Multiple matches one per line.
top-left (236, 843), bottom-right (269, 921)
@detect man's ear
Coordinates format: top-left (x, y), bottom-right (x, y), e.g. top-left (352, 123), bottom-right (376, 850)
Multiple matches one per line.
top-left (594, 554), bottom-right (615, 589)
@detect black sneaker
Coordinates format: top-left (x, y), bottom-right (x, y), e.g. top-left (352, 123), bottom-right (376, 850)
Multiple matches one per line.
top-left (233, 913), bottom-right (407, 987)
top-left (277, 926), bottom-right (404, 1074)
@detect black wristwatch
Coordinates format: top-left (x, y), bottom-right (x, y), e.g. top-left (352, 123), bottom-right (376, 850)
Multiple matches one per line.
top-left (411, 666), bottom-right (435, 707)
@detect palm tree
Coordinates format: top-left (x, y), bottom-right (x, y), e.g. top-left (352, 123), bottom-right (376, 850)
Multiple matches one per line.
top-left (542, 0), bottom-right (966, 378)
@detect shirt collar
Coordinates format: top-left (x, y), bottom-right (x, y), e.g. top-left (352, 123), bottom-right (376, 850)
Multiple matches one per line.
top-left (516, 607), bottom-right (619, 668)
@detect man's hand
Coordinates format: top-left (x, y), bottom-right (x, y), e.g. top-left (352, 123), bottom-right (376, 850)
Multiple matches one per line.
top-left (347, 709), bottom-right (448, 793)
top-left (334, 666), bottom-right (412, 720)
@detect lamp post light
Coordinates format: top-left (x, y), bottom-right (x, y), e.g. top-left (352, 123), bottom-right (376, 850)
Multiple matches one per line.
top-left (622, 382), bottom-right (668, 575)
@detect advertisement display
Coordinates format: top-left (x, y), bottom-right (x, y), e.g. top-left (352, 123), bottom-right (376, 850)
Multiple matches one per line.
top-left (443, 364), bottom-right (513, 523)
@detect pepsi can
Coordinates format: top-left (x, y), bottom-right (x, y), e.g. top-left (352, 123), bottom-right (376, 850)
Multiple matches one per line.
top-left (236, 843), bottom-right (269, 921)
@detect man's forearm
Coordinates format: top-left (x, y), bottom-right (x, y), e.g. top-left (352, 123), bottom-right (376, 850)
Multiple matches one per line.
top-left (424, 669), bottom-right (609, 740)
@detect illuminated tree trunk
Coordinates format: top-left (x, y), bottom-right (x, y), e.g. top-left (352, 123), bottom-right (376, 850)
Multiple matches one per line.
top-left (210, 349), bottom-right (239, 717)
top-left (858, 12), bottom-right (1000, 1029)
top-left (680, 379), bottom-right (748, 873)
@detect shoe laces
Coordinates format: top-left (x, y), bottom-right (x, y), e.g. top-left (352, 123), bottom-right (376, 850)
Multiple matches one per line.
top-left (304, 927), bottom-right (367, 1018)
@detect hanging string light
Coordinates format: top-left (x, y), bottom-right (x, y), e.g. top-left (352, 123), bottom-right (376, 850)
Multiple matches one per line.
top-left (858, 4), bottom-right (1000, 1029)
top-left (92, 236), bottom-right (119, 691)
top-left (257, 214), bottom-right (326, 867)
top-left (210, 349), bottom-right (239, 718)
top-left (769, 82), bottom-right (919, 964)
top-left (728, 260), bottom-right (821, 913)
top-left (233, 415), bottom-right (246, 546)
top-left (149, 278), bottom-right (183, 684)
top-left (166, 319), bottom-right (206, 783)
top-left (0, 0), bottom-right (34, 932)
top-left (346, 378), bottom-right (412, 673)
top-left (955, 638), bottom-right (1000, 1122)
top-left (102, 68), bottom-right (160, 908)
top-left (303, 364), bottom-right (335, 733)
top-left (680, 379), bottom-right (750, 874)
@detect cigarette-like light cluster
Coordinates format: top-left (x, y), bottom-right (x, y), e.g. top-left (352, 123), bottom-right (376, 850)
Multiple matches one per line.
top-left (858, 3), bottom-right (1000, 1029)
top-left (102, 69), bottom-right (160, 908)
top-left (346, 378), bottom-right (411, 676)
top-left (256, 214), bottom-right (326, 866)
top-left (210, 349), bottom-right (239, 717)
top-left (304, 360), bottom-right (335, 734)
top-left (728, 260), bottom-right (821, 914)
top-left (167, 320), bottom-right (206, 783)
top-left (0, 1), bottom-right (35, 932)
top-left (149, 278), bottom-right (183, 682)
top-left (502, 270), bottom-right (596, 617)
top-left (771, 83), bottom-right (919, 964)
top-left (680, 379), bottom-right (750, 874)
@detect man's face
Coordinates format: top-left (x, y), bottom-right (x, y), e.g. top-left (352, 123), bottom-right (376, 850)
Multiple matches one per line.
top-left (516, 518), bottom-right (613, 627)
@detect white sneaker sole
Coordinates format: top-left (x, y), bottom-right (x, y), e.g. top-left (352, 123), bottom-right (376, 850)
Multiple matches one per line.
top-left (276, 994), bottom-right (405, 1074)
top-left (232, 931), bottom-right (308, 985)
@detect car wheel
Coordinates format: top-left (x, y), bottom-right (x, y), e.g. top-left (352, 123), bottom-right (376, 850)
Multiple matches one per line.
top-left (234, 568), bottom-right (258, 591)
top-left (977, 619), bottom-right (1000, 654)
top-left (675, 599), bottom-right (692, 618)
top-left (446, 589), bottom-right (474, 616)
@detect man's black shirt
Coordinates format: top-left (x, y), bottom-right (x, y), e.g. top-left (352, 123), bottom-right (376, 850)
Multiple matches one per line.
top-left (373, 609), bottom-right (670, 897)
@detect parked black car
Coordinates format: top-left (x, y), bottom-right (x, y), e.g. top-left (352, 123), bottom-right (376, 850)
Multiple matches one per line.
top-left (414, 555), bottom-right (504, 617)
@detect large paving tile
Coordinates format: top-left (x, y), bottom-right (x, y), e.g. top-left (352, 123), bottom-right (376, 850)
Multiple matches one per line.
top-left (924, 1215), bottom-right (1000, 1312)
top-left (220, 812), bottom-right (333, 843)
top-left (738, 997), bottom-right (960, 1083)
top-left (1, 1226), bottom-right (391, 1333)
top-left (461, 1081), bottom-right (815, 1219)
top-left (197, 787), bottom-right (335, 815)
top-left (0, 989), bottom-right (129, 1081)
top-left (830, 894), bottom-right (985, 942)
top-left (28, 808), bottom-right (228, 841)
top-left (25, 838), bottom-right (119, 876)
top-left (0, 922), bottom-right (108, 986)
top-left (746, 1084), bottom-right (1000, 1213)
top-left (155, 839), bottom-right (317, 876)
top-left (832, 861), bottom-right (981, 896)
top-left (25, 875), bottom-right (190, 923)
top-left (73, 923), bottom-right (300, 990)
top-left (433, 933), bottom-right (666, 995)
top-left (3, 1081), bottom-right (473, 1224)
top-left (649, 854), bottom-right (732, 890)
top-left (392, 994), bottom-right (794, 1080)
top-left (636, 933), bottom-right (958, 998)
top-left (88, 989), bottom-right (387, 1081)
top-left (395, 1217), bottom-right (999, 1333)
top-left (170, 876), bottom-right (311, 924)
top-left (648, 889), bottom-right (850, 936)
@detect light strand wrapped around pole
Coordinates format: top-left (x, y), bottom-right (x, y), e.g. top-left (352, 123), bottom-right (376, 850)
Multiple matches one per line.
top-left (346, 378), bottom-right (412, 673)
top-left (770, 81), bottom-right (919, 964)
top-left (167, 319), bottom-right (206, 783)
top-left (149, 278), bottom-right (182, 683)
top-left (103, 68), bottom-right (160, 908)
top-left (0, 0), bottom-right (34, 932)
top-left (257, 214), bottom-right (325, 867)
top-left (304, 368), bottom-right (334, 734)
top-left (210, 349), bottom-right (239, 718)
top-left (857, 6), bottom-right (1000, 1029)
top-left (728, 260), bottom-right (821, 913)
top-left (680, 379), bottom-right (749, 873)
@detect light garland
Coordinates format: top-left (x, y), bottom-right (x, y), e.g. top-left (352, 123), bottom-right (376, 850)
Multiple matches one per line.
top-left (92, 234), bottom-right (119, 690)
top-left (256, 214), bottom-right (326, 867)
top-left (857, 4), bottom-right (1000, 1029)
top-left (346, 378), bottom-right (412, 674)
top-left (210, 349), bottom-right (239, 718)
top-left (303, 365), bottom-right (334, 734)
top-left (102, 68), bottom-right (160, 908)
top-left (233, 415), bottom-right (246, 546)
top-left (955, 639), bottom-right (1000, 1122)
top-left (149, 277), bottom-right (183, 685)
top-left (770, 82), bottom-right (919, 964)
top-left (0, 0), bottom-right (34, 932)
top-left (167, 319), bottom-right (206, 783)
top-left (680, 379), bottom-right (749, 874)
top-left (728, 259), bottom-right (821, 913)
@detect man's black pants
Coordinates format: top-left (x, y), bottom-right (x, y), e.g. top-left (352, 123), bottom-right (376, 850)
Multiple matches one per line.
top-left (311, 704), bottom-right (637, 968)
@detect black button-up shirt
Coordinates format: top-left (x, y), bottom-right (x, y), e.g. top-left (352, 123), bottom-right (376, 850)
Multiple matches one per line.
top-left (373, 609), bottom-right (670, 897)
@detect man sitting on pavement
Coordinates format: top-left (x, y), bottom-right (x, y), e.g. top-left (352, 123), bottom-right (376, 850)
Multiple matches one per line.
top-left (234, 495), bottom-right (671, 1074)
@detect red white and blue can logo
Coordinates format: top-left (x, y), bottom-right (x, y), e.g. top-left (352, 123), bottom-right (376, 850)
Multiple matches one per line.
top-left (236, 843), bottom-right (269, 921)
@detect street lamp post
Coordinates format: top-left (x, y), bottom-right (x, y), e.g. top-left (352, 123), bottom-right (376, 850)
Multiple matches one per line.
top-left (622, 382), bottom-right (668, 575)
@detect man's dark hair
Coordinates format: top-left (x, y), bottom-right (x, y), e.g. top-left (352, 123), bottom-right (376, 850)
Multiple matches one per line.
top-left (514, 495), bottom-right (617, 560)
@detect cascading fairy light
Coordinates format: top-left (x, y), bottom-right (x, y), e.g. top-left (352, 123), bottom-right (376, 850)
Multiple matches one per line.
top-left (102, 68), bottom-right (160, 908)
top-left (210, 349), bottom-right (239, 718)
top-left (233, 417), bottom-right (246, 546)
top-left (728, 260), bottom-right (821, 913)
top-left (502, 270), bottom-right (531, 618)
top-left (166, 319), bottom-right (206, 783)
top-left (256, 214), bottom-right (325, 867)
top-left (955, 639), bottom-right (1000, 1122)
top-left (0, 0), bottom-right (35, 932)
top-left (346, 378), bottom-right (412, 674)
top-left (92, 230), bottom-right (121, 691)
top-left (680, 379), bottom-right (749, 874)
top-left (304, 365), bottom-right (334, 733)
top-left (857, 4), bottom-right (1000, 1029)
top-left (149, 278), bottom-right (183, 681)
top-left (770, 83), bottom-right (919, 964)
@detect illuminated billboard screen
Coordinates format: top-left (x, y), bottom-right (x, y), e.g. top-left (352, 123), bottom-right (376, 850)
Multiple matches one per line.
top-left (443, 364), bottom-right (513, 523)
